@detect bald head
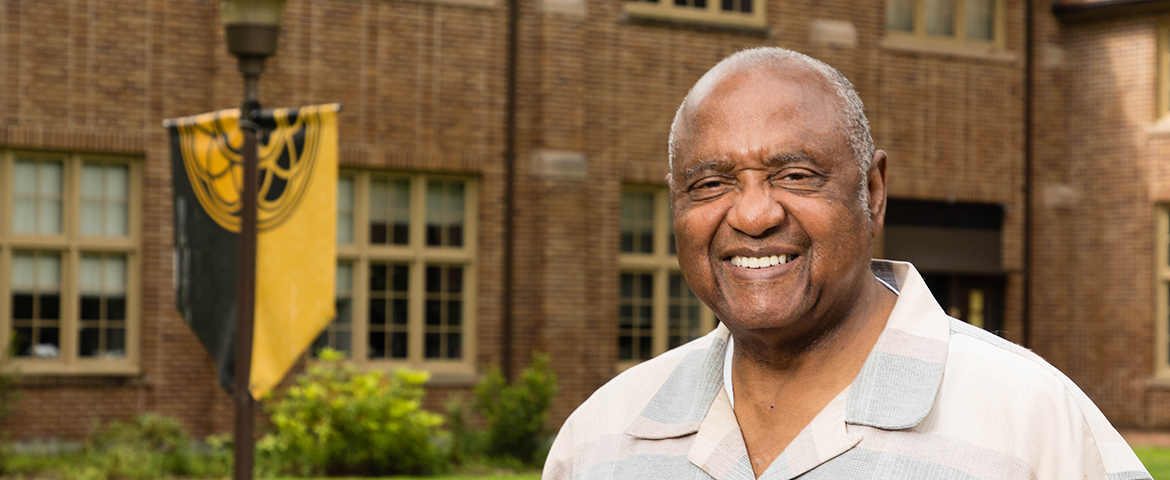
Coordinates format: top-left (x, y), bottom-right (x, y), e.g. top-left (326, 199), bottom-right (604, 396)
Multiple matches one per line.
top-left (668, 47), bottom-right (874, 203)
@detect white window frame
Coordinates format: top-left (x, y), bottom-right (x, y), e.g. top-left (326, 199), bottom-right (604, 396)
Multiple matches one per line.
top-left (618, 185), bottom-right (716, 372)
top-left (322, 171), bottom-right (478, 380)
top-left (0, 151), bottom-right (142, 375)
top-left (624, 0), bottom-right (766, 29)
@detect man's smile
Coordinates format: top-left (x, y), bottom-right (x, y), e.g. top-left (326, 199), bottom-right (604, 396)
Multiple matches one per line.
top-left (729, 254), bottom-right (798, 269)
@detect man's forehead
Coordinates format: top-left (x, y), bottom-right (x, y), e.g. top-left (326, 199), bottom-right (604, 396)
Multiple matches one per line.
top-left (671, 66), bottom-right (841, 170)
top-left (683, 63), bottom-right (835, 121)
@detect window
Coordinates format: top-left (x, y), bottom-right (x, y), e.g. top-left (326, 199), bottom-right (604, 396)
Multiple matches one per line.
top-left (313, 172), bottom-right (477, 378)
top-left (624, 0), bottom-right (765, 29)
top-left (1158, 206), bottom-right (1170, 375)
top-left (618, 186), bottom-right (716, 370)
top-left (0, 152), bottom-right (140, 375)
top-left (884, 0), bottom-right (1005, 49)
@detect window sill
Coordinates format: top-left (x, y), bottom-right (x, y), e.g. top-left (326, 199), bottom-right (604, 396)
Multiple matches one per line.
top-left (312, 359), bottom-right (479, 387)
top-left (397, 0), bottom-right (496, 9)
top-left (1147, 118), bottom-right (1170, 139)
top-left (5, 360), bottom-right (141, 378)
top-left (619, 7), bottom-right (769, 36)
top-left (13, 371), bottom-right (150, 389)
top-left (880, 35), bottom-right (1017, 63)
top-left (1145, 375), bottom-right (1170, 391)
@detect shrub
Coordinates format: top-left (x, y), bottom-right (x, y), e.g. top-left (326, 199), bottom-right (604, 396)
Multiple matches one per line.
top-left (84, 413), bottom-right (212, 480)
top-left (0, 346), bottom-right (21, 474)
top-left (475, 352), bottom-right (558, 465)
top-left (258, 348), bottom-right (448, 477)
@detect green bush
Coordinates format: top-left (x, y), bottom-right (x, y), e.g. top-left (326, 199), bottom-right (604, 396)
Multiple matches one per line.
top-left (0, 346), bottom-right (21, 474)
top-left (475, 353), bottom-right (558, 465)
top-left (258, 348), bottom-right (448, 477)
top-left (83, 413), bottom-right (221, 480)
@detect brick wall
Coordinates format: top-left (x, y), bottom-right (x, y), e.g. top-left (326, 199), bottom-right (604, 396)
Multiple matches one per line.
top-left (1, 0), bottom-right (1163, 441)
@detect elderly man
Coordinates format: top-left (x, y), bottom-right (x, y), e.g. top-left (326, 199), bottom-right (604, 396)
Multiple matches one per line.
top-left (542, 47), bottom-right (1150, 480)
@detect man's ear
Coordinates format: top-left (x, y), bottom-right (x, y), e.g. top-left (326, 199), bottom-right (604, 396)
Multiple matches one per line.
top-left (867, 150), bottom-right (888, 238)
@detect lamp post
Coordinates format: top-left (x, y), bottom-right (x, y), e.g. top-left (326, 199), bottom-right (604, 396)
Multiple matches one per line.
top-left (219, 1), bottom-right (286, 480)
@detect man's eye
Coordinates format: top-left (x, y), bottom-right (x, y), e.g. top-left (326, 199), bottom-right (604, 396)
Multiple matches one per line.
top-left (695, 181), bottom-right (722, 189)
top-left (778, 171), bottom-right (814, 182)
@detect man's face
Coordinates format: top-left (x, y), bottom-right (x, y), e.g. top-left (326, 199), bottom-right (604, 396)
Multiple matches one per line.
top-left (670, 68), bottom-right (881, 339)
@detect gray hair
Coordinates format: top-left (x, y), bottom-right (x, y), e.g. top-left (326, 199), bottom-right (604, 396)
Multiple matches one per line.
top-left (667, 47), bottom-right (875, 205)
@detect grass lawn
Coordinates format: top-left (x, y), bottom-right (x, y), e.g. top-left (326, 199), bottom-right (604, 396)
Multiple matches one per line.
top-left (1136, 447), bottom-right (1170, 479)
top-left (268, 475), bottom-right (540, 480)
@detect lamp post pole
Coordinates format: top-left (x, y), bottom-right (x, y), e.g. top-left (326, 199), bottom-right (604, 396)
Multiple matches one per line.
top-left (218, 2), bottom-right (286, 480)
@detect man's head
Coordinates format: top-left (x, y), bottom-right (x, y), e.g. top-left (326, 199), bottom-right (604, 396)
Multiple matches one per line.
top-left (667, 47), bottom-right (888, 344)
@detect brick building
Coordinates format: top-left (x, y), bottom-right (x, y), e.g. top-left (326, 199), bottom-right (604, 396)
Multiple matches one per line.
top-left (0, 0), bottom-right (1167, 440)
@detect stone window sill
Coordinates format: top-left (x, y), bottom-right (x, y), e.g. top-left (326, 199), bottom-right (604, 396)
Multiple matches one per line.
top-left (881, 35), bottom-right (1017, 63)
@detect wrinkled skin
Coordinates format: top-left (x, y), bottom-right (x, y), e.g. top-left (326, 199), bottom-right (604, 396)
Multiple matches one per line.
top-left (668, 66), bottom-right (889, 362)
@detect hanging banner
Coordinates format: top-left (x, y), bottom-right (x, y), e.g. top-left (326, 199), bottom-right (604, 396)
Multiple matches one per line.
top-left (166, 104), bottom-right (339, 398)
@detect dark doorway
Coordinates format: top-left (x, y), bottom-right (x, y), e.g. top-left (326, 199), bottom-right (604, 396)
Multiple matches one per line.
top-left (885, 199), bottom-right (1007, 335)
top-left (922, 274), bottom-right (1006, 333)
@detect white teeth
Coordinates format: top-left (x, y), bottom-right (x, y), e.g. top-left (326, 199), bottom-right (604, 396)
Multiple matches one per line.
top-left (730, 254), bottom-right (793, 269)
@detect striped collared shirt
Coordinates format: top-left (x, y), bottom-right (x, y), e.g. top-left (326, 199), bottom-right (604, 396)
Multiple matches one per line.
top-left (543, 260), bottom-right (1151, 480)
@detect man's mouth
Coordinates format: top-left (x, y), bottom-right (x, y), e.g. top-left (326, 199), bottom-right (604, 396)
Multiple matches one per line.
top-left (729, 254), bottom-right (798, 269)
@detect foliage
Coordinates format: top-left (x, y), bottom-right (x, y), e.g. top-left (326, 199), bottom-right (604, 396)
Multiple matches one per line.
top-left (474, 353), bottom-right (558, 465)
top-left (75, 413), bottom-right (228, 480)
top-left (0, 345), bottom-right (21, 474)
top-left (1134, 446), bottom-right (1170, 480)
top-left (258, 347), bottom-right (448, 477)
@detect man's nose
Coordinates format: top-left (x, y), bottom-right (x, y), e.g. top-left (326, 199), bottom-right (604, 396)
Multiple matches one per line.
top-left (725, 183), bottom-right (784, 237)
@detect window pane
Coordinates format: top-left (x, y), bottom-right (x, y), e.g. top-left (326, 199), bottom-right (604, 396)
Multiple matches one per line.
top-left (426, 180), bottom-right (466, 248)
top-left (621, 191), bottom-right (655, 254)
top-left (11, 254), bottom-right (34, 288)
top-left (39, 162), bottom-right (62, 195)
top-left (886, 0), bottom-right (914, 32)
top-left (369, 178), bottom-right (410, 245)
top-left (313, 262), bottom-right (354, 359)
top-left (14, 161), bottom-right (36, 194)
top-left (78, 255), bottom-right (128, 358)
top-left (81, 202), bottom-right (103, 236)
top-left (38, 255), bottom-right (60, 289)
top-left (106, 165), bottom-right (128, 200)
top-left (106, 202), bottom-right (128, 236)
top-left (619, 272), bottom-right (654, 361)
top-left (13, 199), bottom-right (36, 233)
top-left (926, 0), bottom-right (955, 36)
top-left (336, 263), bottom-right (353, 295)
top-left (80, 256), bottom-right (102, 292)
top-left (424, 265), bottom-right (464, 360)
top-left (82, 164), bottom-right (104, 197)
top-left (40, 200), bottom-right (62, 234)
top-left (668, 273), bottom-right (706, 349)
top-left (337, 176), bottom-right (354, 244)
top-left (965, 0), bottom-right (993, 41)
top-left (12, 253), bottom-right (61, 358)
top-left (368, 262), bottom-right (409, 359)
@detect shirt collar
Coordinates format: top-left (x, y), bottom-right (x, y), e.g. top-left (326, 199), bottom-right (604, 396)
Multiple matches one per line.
top-left (625, 260), bottom-right (949, 438)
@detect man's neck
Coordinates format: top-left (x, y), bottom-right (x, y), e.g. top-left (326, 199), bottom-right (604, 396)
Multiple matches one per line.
top-left (728, 275), bottom-right (897, 477)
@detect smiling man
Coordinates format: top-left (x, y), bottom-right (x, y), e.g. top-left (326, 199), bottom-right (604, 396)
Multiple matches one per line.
top-left (542, 48), bottom-right (1150, 480)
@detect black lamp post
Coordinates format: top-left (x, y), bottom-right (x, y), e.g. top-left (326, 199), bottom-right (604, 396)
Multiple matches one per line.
top-left (218, 1), bottom-right (286, 479)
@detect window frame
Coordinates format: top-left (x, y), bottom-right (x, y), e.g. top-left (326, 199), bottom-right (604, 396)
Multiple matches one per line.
top-left (883, 0), bottom-right (1008, 54)
top-left (1157, 205), bottom-right (1170, 376)
top-left (618, 185), bottom-right (716, 372)
top-left (623, 0), bottom-right (766, 30)
top-left (327, 170), bottom-right (478, 379)
top-left (0, 150), bottom-right (142, 375)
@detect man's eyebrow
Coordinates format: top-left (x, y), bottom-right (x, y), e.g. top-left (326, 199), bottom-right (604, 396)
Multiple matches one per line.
top-left (765, 151), bottom-right (824, 169)
top-left (683, 159), bottom-right (735, 180)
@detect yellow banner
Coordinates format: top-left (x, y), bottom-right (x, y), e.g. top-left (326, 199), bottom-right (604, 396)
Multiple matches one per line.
top-left (168, 104), bottom-right (339, 398)
top-left (251, 105), bottom-right (338, 398)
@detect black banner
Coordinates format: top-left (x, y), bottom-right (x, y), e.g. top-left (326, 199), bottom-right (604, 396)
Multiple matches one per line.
top-left (169, 119), bottom-right (241, 392)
